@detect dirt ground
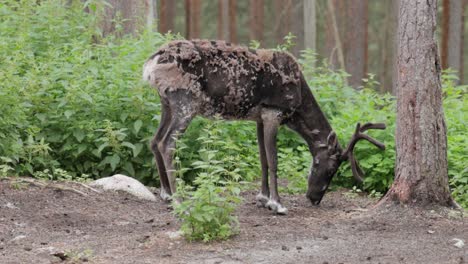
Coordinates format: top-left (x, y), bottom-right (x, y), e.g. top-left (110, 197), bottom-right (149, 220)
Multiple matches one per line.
top-left (0, 177), bottom-right (466, 264)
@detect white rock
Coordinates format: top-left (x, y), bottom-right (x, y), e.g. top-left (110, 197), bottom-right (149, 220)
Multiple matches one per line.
top-left (452, 238), bottom-right (465, 248)
top-left (90, 174), bottom-right (156, 201)
top-left (166, 230), bottom-right (183, 240)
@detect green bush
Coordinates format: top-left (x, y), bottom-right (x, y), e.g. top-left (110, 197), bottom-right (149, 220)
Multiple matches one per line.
top-left (172, 121), bottom-right (243, 242)
top-left (0, 0), bottom-right (466, 208)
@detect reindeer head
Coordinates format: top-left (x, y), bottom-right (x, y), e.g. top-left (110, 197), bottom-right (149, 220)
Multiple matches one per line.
top-left (306, 123), bottom-right (386, 205)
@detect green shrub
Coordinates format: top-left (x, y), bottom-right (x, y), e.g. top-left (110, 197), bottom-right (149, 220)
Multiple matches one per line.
top-left (0, 0), bottom-right (465, 208)
top-left (172, 121), bottom-right (243, 242)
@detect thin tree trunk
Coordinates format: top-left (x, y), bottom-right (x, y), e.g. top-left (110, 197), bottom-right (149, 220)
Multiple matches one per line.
top-left (380, 0), bottom-right (398, 94)
top-left (249, 0), bottom-right (264, 43)
top-left (159, 0), bottom-right (175, 33)
top-left (382, 0), bottom-right (455, 207)
top-left (100, 0), bottom-right (147, 37)
top-left (146, 0), bottom-right (156, 32)
top-left (304, 0), bottom-right (316, 52)
top-left (441, 0), bottom-right (449, 69)
top-left (344, 0), bottom-right (368, 88)
top-left (448, 0), bottom-right (464, 82)
top-left (228, 0), bottom-right (237, 43)
top-left (326, 0), bottom-right (346, 73)
top-left (218, 0), bottom-right (237, 43)
top-left (185, 0), bottom-right (201, 39)
top-left (291, 0), bottom-right (304, 57)
top-left (441, 0), bottom-right (463, 83)
top-left (274, 0), bottom-right (292, 44)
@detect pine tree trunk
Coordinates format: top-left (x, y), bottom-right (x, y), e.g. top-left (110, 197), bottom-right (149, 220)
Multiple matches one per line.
top-left (274, 0), bottom-right (292, 44)
top-left (185, 0), bottom-right (201, 39)
top-left (249, 0), bottom-right (264, 43)
top-left (291, 0), bottom-right (304, 57)
top-left (159, 0), bottom-right (175, 33)
top-left (304, 0), bottom-right (316, 53)
top-left (344, 0), bottom-right (368, 88)
top-left (325, 0), bottom-right (345, 72)
top-left (441, 0), bottom-right (463, 83)
top-left (100, 0), bottom-right (147, 37)
top-left (380, 0), bottom-right (398, 94)
top-left (218, 0), bottom-right (237, 43)
top-left (146, 0), bottom-right (157, 32)
top-left (382, 0), bottom-right (455, 207)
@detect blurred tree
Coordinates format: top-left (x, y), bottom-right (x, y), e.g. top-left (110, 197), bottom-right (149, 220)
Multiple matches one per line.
top-left (159, 0), bottom-right (176, 33)
top-left (249, 0), bottom-right (264, 43)
top-left (291, 1), bottom-right (304, 57)
top-left (344, 0), bottom-right (368, 88)
top-left (325, 0), bottom-right (345, 72)
top-left (441, 0), bottom-right (464, 84)
top-left (100, 0), bottom-right (154, 36)
top-left (379, 0), bottom-right (399, 94)
top-left (303, 0), bottom-right (316, 53)
top-left (218, 0), bottom-right (237, 43)
top-left (382, 0), bottom-right (457, 207)
top-left (185, 0), bottom-right (201, 39)
top-left (273, 0), bottom-right (292, 44)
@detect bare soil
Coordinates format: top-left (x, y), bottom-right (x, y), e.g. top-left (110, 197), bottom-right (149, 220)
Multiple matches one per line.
top-left (0, 177), bottom-right (466, 264)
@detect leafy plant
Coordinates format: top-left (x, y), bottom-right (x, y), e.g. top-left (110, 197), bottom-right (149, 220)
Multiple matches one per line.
top-left (172, 121), bottom-right (243, 242)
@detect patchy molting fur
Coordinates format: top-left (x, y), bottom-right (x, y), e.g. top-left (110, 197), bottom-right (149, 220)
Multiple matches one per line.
top-left (143, 40), bottom-right (302, 121)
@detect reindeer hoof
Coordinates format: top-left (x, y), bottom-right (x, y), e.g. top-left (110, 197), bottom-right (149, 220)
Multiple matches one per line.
top-left (160, 188), bottom-right (172, 202)
top-left (256, 194), bottom-right (269, 208)
top-left (266, 200), bottom-right (288, 215)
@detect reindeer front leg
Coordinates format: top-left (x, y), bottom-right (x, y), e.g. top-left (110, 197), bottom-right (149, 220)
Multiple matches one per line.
top-left (261, 109), bottom-right (288, 215)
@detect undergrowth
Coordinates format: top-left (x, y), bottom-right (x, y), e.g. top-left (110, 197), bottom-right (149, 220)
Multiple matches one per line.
top-left (0, 0), bottom-right (466, 208)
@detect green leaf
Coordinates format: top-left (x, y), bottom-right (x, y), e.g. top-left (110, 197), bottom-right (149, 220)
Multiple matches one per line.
top-left (64, 110), bottom-right (74, 119)
top-left (73, 129), bottom-right (85, 142)
top-left (133, 143), bottom-right (143, 157)
top-left (134, 120), bottom-right (143, 135)
top-left (109, 154), bottom-right (120, 171)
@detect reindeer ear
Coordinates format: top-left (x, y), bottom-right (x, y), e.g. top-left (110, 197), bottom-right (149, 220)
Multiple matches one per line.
top-left (327, 131), bottom-right (338, 154)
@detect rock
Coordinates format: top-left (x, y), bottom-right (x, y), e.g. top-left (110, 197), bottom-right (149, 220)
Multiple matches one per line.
top-left (166, 230), bottom-right (183, 240)
top-left (452, 238), bottom-right (465, 248)
top-left (90, 174), bottom-right (156, 201)
top-left (281, 245), bottom-right (289, 251)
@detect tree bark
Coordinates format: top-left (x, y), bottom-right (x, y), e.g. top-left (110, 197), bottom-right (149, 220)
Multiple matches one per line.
top-left (146, 0), bottom-right (157, 32)
top-left (291, 0), bottom-right (304, 57)
top-left (380, 0), bottom-right (398, 94)
top-left (218, 0), bottom-right (237, 43)
top-left (185, 0), bottom-right (201, 39)
top-left (382, 0), bottom-right (455, 207)
top-left (441, 0), bottom-right (464, 83)
top-left (100, 0), bottom-right (147, 36)
top-left (273, 0), bottom-right (292, 44)
top-left (159, 0), bottom-right (175, 33)
top-left (325, 0), bottom-right (346, 72)
top-left (344, 0), bottom-right (368, 88)
top-left (249, 0), bottom-right (264, 43)
top-left (304, 0), bottom-right (316, 53)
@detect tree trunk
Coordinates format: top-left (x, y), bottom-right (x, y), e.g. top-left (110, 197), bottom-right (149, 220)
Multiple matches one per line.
top-left (325, 0), bottom-right (346, 72)
top-left (380, 0), bottom-right (398, 94)
top-left (304, 0), bottom-right (316, 53)
top-left (159, 0), bottom-right (175, 33)
top-left (273, 0), bottom-right (292, 44)
top-left (249, 0), bottom-right (264, 43)
top-left (100, 0), bottom-right (147, 36)
top-left (146, 0), bottom-right (157, 32)
top-left (185, 0), bottom-right (201, 39)
top-left (218, 0), bottom-right (237, 43)
top-left (344, 0), bottom-right (368, 88)
top-left (291, 0), bottom-right (304, 57)
top-left (441, 0), bottom-right (464, 83)
top-left (382, 0), bottom-right (455, 207)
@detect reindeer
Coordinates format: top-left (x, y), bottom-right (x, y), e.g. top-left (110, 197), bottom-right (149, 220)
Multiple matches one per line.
top-left (143, 40), bottom-right (385, 215)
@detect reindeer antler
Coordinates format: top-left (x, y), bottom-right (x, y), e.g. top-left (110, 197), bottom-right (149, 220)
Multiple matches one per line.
top-left (342, 122), bottom-right (386, 183)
